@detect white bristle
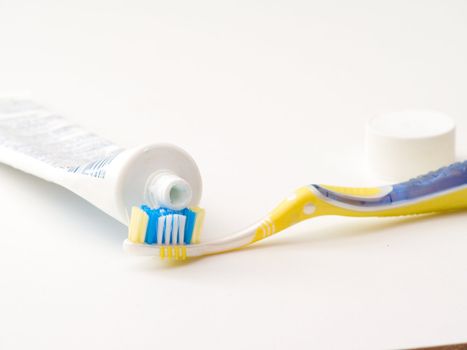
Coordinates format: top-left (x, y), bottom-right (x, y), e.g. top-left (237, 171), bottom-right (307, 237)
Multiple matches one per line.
top-left (179, 215), bottom-right (186, 245)
top-left (172, 215), bottom-right (179, 244)
top-left (157, 216), bottom-right (165, 244)
top-left (164, 215), bottom-right (172, 244)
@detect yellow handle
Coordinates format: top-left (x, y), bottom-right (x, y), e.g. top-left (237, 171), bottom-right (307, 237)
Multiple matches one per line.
top-left (252, 185), bottom-right (467, 243)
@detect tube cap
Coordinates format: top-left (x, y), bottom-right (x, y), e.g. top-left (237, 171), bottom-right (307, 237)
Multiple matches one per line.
top-left (366, 110), bottom-right (456, 182)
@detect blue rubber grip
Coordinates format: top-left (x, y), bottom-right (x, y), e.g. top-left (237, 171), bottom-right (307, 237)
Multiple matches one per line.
top-left (313, 161), bottom-right (467, 207)
top-left (390, 161), bottom-right (467, 202)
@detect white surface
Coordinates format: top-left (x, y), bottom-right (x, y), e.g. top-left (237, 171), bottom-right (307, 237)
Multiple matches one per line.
top-left (367, 110), bottom-right (456, 181)
top-left (0, 1), bottom-right (467, 349)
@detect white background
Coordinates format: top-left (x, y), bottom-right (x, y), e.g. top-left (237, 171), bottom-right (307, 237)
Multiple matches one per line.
top-left (0, 1), bottom-right (466, 349)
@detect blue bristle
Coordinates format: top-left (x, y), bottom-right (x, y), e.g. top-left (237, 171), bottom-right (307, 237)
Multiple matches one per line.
top-left (184, 208), bottom-right (196, 244)
top-left (145, 210), bottom-right (159, 244)
top-left (140, 206), bottom-right (197, 245)
top-left (168, 215), bottom-right (174, 244)
top-left (142, 206), bottom-right (154, 243)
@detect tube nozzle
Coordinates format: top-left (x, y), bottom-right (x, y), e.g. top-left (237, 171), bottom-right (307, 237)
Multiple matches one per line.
top-left (146, 170), bottom-right (193, 210)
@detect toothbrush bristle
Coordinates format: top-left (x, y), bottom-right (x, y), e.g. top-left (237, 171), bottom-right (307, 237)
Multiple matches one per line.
top-left (127, 205), bottom-right (205, 256)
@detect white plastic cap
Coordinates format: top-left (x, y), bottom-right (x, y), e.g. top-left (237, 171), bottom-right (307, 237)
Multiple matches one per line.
top-left (366, 110), bottom-right (456, 182)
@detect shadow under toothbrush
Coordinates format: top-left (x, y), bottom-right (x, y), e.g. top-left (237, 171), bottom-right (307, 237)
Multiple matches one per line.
top-left (246, 209), bottom-right (467, 250)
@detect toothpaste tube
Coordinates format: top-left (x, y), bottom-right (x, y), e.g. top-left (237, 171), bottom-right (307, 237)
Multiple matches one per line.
top-left (0, 98), bottom-right (202, 225)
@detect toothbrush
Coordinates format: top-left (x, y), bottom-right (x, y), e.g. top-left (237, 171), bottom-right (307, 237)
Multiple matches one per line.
top-left (124, 161), bottom-right (467, 260)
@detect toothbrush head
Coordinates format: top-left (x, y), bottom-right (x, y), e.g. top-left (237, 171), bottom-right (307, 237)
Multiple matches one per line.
top-left (127, 205), bottom-right (205, 260)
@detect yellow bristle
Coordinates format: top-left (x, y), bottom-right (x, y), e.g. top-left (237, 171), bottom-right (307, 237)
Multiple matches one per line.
top-left (191, 207), bottom-right (205, 244)
top-left (128, 207), bottom-right (149, 243)
top-left (167, 247), bottom-right (173, 259)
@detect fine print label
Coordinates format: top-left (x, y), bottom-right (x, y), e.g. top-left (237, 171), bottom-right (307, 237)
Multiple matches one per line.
top-left (0, 99), bottom-right (122, 178)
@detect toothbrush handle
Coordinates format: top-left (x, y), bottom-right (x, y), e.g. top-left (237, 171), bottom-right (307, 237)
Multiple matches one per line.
top-left (314, 161), bottom-right (467, 215)
top-left (252, 162), bottom-right (467, 242)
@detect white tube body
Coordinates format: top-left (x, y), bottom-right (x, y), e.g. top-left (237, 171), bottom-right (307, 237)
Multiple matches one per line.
top-left (0, 99), bottom-right (202, 225)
